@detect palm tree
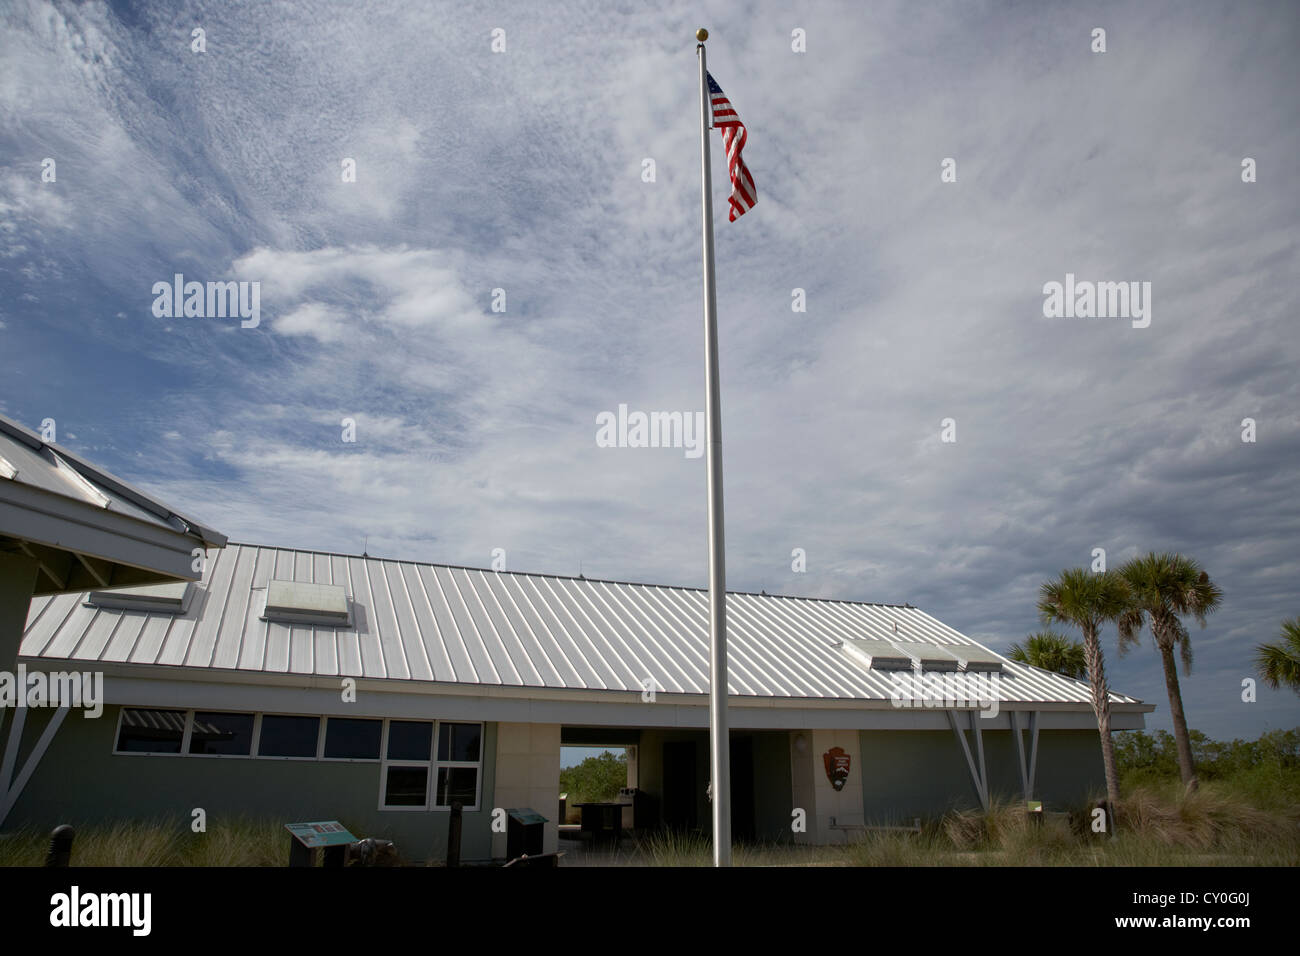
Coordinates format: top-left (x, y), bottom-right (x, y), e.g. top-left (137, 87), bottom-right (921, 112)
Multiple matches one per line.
top-left (1008, 631), bottom-right (1088, 680)
top-left (1255, 618), bottom-right (1300, 694)
top-left (1039, 568), bottom-right (1130, 816)
top-left (1117, 552), bottom-right (1223, 792)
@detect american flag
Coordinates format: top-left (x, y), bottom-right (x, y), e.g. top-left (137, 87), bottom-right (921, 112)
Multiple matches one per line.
top-left (707, 72), bottom-right (756, 221)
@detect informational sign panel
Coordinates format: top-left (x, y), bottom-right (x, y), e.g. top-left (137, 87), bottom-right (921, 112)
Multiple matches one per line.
top-left (284, 821), bottom-right (357, 848)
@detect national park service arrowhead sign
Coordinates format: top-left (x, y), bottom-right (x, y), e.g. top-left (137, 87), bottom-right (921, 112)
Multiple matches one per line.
top-left (824, 746), bottom-right (851, 791)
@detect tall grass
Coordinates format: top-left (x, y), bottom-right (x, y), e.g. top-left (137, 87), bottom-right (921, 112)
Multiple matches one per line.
top-left (633, 780), bottom-right (1300, 867)
top-left (631, 829), bottom-right (860, 867)
top-left (0, 817), bottom-right (301, 867)
top-left (841, 783), bottom-right (1300, 866)
top-left (633, 829), bottom-right (712, 866)
top-left (4, 778), bottom-right (1295, 866)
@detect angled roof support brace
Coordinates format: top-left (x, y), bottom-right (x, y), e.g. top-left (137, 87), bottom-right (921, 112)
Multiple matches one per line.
top-left (0, 706), bottom-right (26, 797)
top-left (18, 541), bottom-right (70, 592)
top-left (1013, 710), bottom-right (1041, 802)
top-left (948, 708), bottom-right (989, 810)
top-left (1027, 710), bottom-right (1039, 792)
top-left (971, 709), bottom-right (988, 805)
top-left (0, 706), bottom-right (70, 829)
top-left (75, 552), bottom-right (111, 588)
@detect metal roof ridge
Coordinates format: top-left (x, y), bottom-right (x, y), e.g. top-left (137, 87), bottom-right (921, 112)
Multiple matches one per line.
top-left (222, 540), bottom-right (915, 609)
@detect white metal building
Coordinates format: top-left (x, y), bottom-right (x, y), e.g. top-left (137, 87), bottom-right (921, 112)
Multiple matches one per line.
top-left (8, 541), bottom-right (1154, 859)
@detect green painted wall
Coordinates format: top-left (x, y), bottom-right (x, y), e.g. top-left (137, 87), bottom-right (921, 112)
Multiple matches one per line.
top-left (1033, 730), bottom-right (1107, 806)
top-left (859, 730), bottom-right (972, 822)
top-left (6, 699), bottom-right (1110, 857)
top-left (0, 552), bottom-right (37, 671)
top-left (6, 706), bottom-right (498, 863)
top-left (858, 727), bottom-right (1105, 822)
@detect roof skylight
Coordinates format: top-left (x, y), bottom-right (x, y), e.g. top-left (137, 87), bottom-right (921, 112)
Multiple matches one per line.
top-left (841, 637), bottom-right (915, 671)
top-left (262, 580), bottom-right (351, 627)
top-left (87, 581), bottom-right (192, 614)
top-left (894, 642), bottom-right (962, 672)
top-left (951, 644), bottom-right (1005, 672)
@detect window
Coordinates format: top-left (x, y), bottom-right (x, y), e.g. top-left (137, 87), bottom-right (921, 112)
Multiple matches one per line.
top-left (258, 715), bottom-right (321, 758)
top-left (384, 766), bottom-right (429, 807)
top-left (323, 718), bottom-right (382, 760)
top-left (262, 580), bottom-right (351, 627)
top-left (438, 722), bottom-right (481, 762)
top-left (189, 711), bottom-right (255, 756)
top-left (433, 722), bottom-right (482, 809)
top-left (88, 582), bottom-right (192, 614)
top-left (115, 708), bottom-right (187, 753)
top-left (109, 707), bottom-right (482, 811)
top-left (435, 766), bottom-right (478, 807)
top-left (381, 720), bottom-right (433, 809)
top-left (387, 721), bottom-right (432, 760)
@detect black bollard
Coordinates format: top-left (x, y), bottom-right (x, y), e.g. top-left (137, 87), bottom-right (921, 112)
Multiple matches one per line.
top-left (445, 801), bottom-right (463, 867)
top-left (45, 825), bottom-right (74, 867)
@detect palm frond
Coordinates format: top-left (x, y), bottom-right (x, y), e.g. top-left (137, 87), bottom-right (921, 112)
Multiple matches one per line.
top-left (1008, 631), bottom-right (1087, 680)
top-left (1117, 552), bottom-right (1220, 676)
top-left (1254, 618), bottom-right (1300, 692)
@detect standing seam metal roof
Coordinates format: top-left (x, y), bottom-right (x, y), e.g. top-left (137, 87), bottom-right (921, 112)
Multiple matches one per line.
top-left (19, 542), bottom-right (1143, 706)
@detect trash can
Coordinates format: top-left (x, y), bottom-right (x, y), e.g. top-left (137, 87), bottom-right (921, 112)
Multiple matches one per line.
top-left (506, 808), bottom-right (547, 859)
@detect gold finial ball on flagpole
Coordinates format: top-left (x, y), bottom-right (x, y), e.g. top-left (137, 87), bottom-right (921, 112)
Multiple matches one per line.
top-left (696, 28), bottom-right (708, 42)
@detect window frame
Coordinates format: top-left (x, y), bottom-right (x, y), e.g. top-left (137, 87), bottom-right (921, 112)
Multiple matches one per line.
top-left (431, 721), bottom-right (483, 811)
top-left (186, 709), bottom-right (257, 758)
top-left (320, 715), bottom-right (383, 763)
top-left (378, 719), bottom-right (433, 811)
top-left (109, 709), bottom-right (484, 812)
top-left (111, 706), bottom-right (192, 757)
top-left (253, 712), bottom-right (324, 761)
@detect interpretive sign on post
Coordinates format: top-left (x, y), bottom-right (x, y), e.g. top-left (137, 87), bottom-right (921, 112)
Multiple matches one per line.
top-left (285, 821), bottom-right (357, 867)
top-left (285, 821), bottom-right (356, 848)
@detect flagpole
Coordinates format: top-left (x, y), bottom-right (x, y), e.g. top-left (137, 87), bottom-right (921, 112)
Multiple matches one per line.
top-left (696, 27), bottom-right (731, 868)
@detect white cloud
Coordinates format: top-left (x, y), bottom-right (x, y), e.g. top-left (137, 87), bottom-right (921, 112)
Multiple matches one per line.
top-left (275, 302), bottom-right (349, 343)
top-left (3, 0), bottom-right (1298, 739)
top-left (235, 246), bottom-right (483, 332)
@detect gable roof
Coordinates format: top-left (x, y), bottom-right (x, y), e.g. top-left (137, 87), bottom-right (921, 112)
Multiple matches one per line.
top-left (21, 542), bottom-right (1143, 710)
top-left (0, 414), bottom-right (226, 594)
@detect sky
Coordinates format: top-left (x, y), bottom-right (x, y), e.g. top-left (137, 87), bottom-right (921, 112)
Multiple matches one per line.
top-left (562, 747), bottom-right (625, 771)
top-left (2, 0), bottom-right (1297, 741)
